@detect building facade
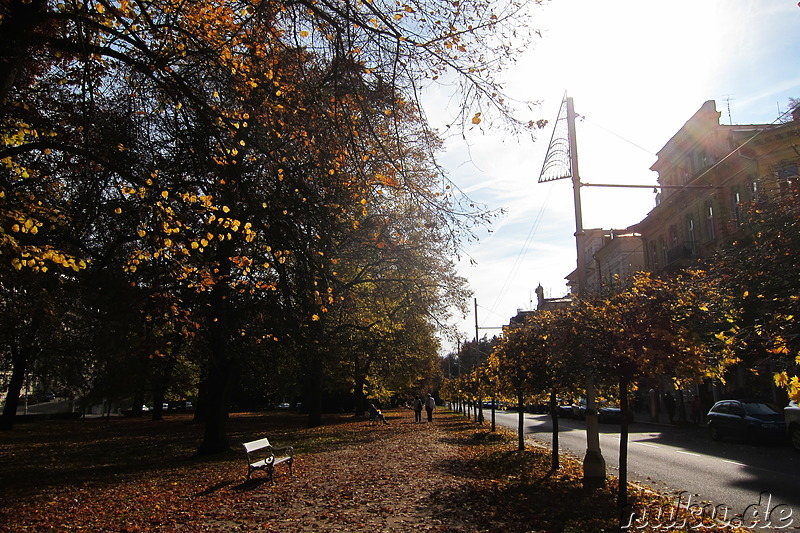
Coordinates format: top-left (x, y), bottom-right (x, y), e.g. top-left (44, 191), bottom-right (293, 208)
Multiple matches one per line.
top-left (631, 100), bottom-right (800, 273)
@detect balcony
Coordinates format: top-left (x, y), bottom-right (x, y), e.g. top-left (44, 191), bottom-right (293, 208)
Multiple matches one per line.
top-left (665, 241), bottom-right (699, 266)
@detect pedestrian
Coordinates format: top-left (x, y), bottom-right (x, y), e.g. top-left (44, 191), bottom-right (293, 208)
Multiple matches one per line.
top-left (368, 403), bottom-right (389, 425)
top-left (648, 387), bottom-right (659, 422)
top-left (690, 396), bottom-right (701, 425)
top-left (664, 392), bottom-right (676, 424)
top-left (413, 397), bottom-right (423, 423)
top-left (425, 394), bottom-right (435, 423)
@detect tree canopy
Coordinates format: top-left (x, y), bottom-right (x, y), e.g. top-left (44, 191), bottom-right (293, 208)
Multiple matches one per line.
top-left (1, 0), bottom-right (537, 444)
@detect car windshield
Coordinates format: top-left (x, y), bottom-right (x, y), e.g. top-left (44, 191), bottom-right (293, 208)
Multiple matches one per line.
top-left (742, 402), bottom-right (779, 416)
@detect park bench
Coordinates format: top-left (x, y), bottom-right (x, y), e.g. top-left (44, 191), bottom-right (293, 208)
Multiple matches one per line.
top-left (241, 438), bottom-right (294, 481)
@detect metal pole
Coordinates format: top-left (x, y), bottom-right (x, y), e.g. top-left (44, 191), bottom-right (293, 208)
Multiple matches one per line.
top-left (567, 96), bottom-right (606, 487)
top-left (474, 298), bottom-right (480, 348)
top-left (567, 97), bottom-right (586, 296)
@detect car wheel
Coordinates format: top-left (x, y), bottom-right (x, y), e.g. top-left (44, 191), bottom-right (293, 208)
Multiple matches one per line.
top-left (790, 425), bottom-right (800, 451)
top-left (709, 423), bottom-right (722, 441)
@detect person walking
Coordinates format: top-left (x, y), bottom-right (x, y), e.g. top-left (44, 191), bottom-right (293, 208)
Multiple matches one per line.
top-left (664, 392), bottom-right (676, 424)
top-left (413, 397), bottom-right (423, 423)
top-left (425, 394), bottom-right (435, 423)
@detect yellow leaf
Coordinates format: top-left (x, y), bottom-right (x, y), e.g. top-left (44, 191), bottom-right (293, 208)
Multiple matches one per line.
top-left (471, 113), bottom-right (482, 125)
top-left (300, 30), bottom-right (309, 37)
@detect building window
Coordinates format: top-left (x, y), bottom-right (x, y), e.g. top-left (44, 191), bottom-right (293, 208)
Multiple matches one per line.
top-left (731, 190), bottom-right (742, 226)
top-left (705, 203), bottom-right (716, 241)
top-left (681, 165), bottom-right (690, 184)
top-left (650, 241), bottom-right (658, 269)
top-left (686, 216), bottom-right (697, 256)
top-left (777, 163), bottom-right (799, 195)
top-left (697, 149), bottom-right (709, 170)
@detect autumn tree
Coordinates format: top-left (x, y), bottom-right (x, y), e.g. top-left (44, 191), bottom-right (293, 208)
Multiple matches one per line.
top-left (492, 327), bottom-right (538, 451)
top-left (703, 188), bottom-right (800, 402)
top-left (590, 271), bottom-right (739, 509)
top-left (520, 309), bottom-right (581, 470)
top-left (1, 0), bottom-right (537, 451)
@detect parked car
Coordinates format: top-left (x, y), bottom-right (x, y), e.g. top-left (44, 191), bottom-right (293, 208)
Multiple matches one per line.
top-left (556, 403), bottom-right (574, 418)
top-left (707, 399), bottom-right (786, 443)
top-left (597, 404), bottom-right (633, 424)
top-left (276, 402), bottom-right (291, 409)
top-left (570, 398), bottom-right (631, 423)
top-left (785, 401), bottom-right (800, 451)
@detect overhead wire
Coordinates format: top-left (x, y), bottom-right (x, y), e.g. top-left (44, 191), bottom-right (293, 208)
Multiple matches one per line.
top-left (481, 180), bottom-right (556, 329)
top-left (474, 104), bottom-right (797, 334)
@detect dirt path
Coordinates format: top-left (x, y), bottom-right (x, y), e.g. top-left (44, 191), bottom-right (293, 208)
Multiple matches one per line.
top-left (223, 410), bottom-right (483, 532)
top-left (0, 409), bottom-right (494, 533)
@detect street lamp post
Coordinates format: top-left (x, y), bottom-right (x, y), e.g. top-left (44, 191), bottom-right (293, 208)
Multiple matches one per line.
top-left (566, 96), bottom-right (606, 487)
top-left (539, 94), bottom-right (606, 487)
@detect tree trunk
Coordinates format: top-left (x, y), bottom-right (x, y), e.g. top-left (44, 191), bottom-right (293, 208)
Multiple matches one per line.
top-left (304, 355), bottom-right (323, 428)
top-left (618, 375), bottom-right (630, 509)
top-left (491, 396), bottom-right (496, 432)
top-left (353, 372), bottom-right (367, 417)
top-left (517, 392), bottom-right (525, 451)
top-left (0, 347), bottom-right (28, 430)
top-left (549, 389), bottom-right (559, 471)
top-left (197, 283), bottom-right (233, 455)
top-left (130, 390), bottom-right (145, 417)
top-left (151, 352), bottom-right (178, 422)
top-left (197, 345), bottom-right (233, 454)
top-left (0, 0), bottom-right (46, 102)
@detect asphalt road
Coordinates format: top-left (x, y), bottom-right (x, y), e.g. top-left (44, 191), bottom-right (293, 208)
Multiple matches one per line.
top-left (484, 408), bottom-right (800, 531)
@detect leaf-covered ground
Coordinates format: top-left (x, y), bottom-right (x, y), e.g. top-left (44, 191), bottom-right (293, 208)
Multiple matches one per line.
top-left (0, 409), bottom-right (750, 532)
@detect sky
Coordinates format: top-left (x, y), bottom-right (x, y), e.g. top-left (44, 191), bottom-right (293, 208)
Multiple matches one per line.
top-left (429, 0), bottom-right (800, 350)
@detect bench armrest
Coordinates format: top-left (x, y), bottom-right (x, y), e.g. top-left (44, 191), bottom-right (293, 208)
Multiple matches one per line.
top-left (271, 446), bottom-right (294, 457)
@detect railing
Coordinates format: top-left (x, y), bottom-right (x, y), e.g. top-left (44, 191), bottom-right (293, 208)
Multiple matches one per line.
top-left (665, 241), bottom-right (698, 265)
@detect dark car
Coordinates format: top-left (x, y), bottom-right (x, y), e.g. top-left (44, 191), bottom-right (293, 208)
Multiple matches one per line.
top-left (707, 399), bottom-right (786, 443)
top-left (571, 398), bottom-right (631, 423)
top-left (597, 404), bottom-right (633, 424)
top-left (785, 401), bottom-right (800, 451)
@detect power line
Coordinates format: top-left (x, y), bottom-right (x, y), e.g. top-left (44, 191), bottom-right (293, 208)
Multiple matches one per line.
top-left (578, 115), bottom-right (656, 156)
top-left (483, 181), bottom-right (556, 328)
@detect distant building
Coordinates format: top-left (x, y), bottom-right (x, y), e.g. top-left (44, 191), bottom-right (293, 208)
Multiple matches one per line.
top-left (511, 99), bottom-right (799, 334)
top-left (631, 100), bottom-right (799, 273)
top-left (506, 284), bottom-right (571, 328)
top-left (565, 228), bottom-right (646, 296)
